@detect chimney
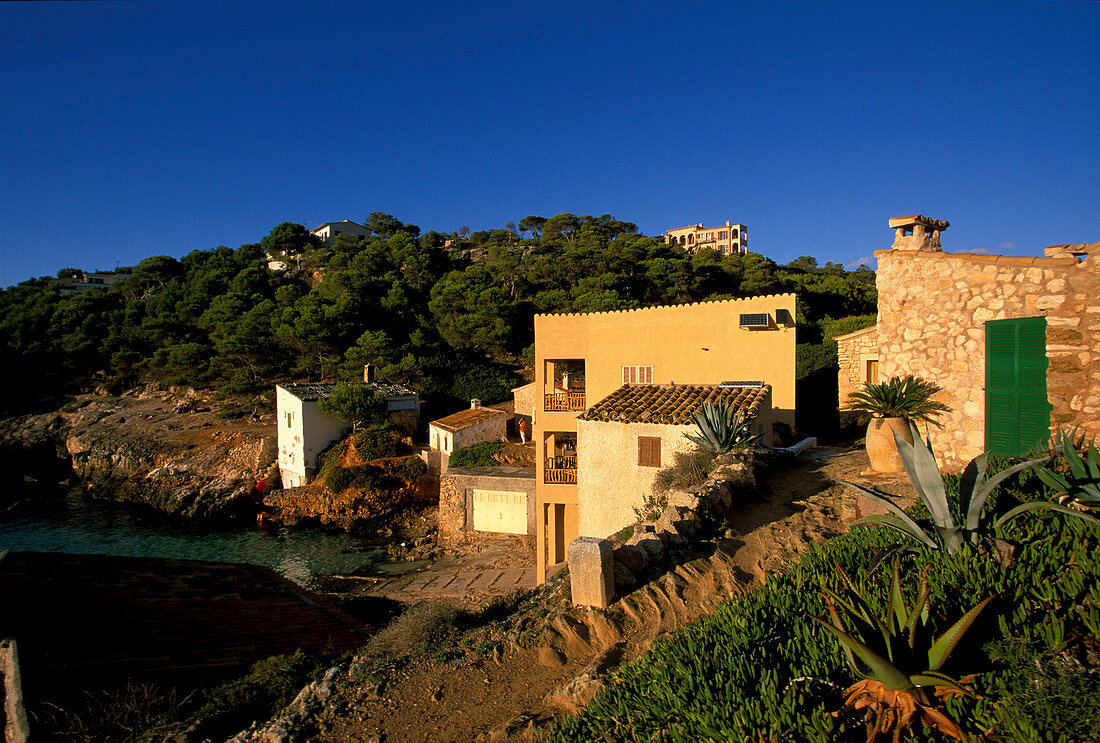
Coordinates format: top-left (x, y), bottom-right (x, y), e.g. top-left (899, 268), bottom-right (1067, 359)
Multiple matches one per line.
top-left (364, 364), bottom-right (374, 383)
top-left (471, 398), bottom-right (481, 409)
top-left (888, 215), bottom-right (949, 252)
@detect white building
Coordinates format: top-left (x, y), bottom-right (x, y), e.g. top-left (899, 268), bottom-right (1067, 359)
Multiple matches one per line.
top-left (276, 376), bottom-right (420, 489)
top-left (310, 220), bottom-right (371, 245)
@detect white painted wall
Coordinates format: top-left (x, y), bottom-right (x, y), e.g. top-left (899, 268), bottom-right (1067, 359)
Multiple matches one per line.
top-left (276, 385), bottom-right (350, 489)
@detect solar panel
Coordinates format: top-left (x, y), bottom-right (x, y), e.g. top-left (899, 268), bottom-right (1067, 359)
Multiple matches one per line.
top-left (739, 312), bottom-right (770, 328)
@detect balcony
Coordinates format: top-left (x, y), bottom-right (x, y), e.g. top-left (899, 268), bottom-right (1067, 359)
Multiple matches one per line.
top-left (544, 392), bottom-right (586, 411)
top-left (544, 455), bottom-right (577, 484)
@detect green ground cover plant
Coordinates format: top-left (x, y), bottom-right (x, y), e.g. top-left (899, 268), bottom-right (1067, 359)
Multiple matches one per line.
top-left (544, 457), bottom-right (1100, 742)
top-left (448, 441), bottom-right (503, 467)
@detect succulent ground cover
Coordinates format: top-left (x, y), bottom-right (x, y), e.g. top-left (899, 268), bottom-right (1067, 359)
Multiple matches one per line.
top-left (546, 460), bottom-right (1100, 742)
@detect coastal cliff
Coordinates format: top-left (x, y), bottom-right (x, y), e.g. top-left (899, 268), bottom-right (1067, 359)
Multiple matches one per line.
top-left (0, 389), bottom-right (278, 520)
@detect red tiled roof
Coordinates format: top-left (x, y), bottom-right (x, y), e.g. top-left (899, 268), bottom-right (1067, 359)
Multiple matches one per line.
top-left (579, 384), bottom-right (770, 425)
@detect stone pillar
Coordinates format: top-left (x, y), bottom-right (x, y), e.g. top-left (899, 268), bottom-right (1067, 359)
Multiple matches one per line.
top-left (567, 537), bottom-right (614, 608)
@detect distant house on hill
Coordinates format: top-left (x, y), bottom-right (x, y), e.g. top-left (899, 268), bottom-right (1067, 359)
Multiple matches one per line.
top-left (310, 220), bottom-right (371, 245)
top-left (662, 221), bottom-right (748, 255)
top-left (51, 270), bottom-right (131, 294)
top-left (275, 367), bottom-right (420, 489)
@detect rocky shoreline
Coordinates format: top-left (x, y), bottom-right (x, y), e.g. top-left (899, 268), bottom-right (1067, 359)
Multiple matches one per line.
top-left (0, 388), bottom-right (277, 521)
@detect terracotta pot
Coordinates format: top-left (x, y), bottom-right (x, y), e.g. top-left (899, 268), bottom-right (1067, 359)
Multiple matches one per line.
top-left (866, 417), bottom-right (914, 473)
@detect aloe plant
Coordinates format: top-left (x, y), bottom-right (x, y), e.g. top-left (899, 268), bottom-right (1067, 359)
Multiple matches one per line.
top-left (841, 421), bottom-right (1098, 555)
top-left (1036, 428), bottom-right (1100, 506)
top-left (813, 562), bottom-right (990, 741)
top-left (845, 375), bottom-right (950, 424)
top-left (684, 401), bottom-right (761, 453)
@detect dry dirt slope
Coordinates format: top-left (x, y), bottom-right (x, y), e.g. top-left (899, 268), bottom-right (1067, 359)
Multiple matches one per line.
top-left (231, 446), bottom-right (917, 743)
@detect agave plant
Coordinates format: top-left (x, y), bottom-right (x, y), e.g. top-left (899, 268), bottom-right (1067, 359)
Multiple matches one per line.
top-left (684, 401), bottom-right (761, 453)
top-left (1036, 428), bottom-right (1100, 506)
top-left (841, 421), bottom-right (1098, 555)
top-left (812, 562), bottom-right (991, 742)
top-left (845, 375), bottom-right (950, 424)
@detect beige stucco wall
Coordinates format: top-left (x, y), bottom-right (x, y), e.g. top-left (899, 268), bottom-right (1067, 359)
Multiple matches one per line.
top-left (873, 247), bottom-right (1100, 466)
top-left (532, 295), bottom-right (795, 578)
top-left (576, 420), bottom-right (694, 539)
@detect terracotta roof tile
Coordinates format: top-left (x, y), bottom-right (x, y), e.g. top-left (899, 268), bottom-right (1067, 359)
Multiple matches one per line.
top-left (579, 384), bottom-right (770, 425)
top-left (430, 406), bottom-right (507, 432)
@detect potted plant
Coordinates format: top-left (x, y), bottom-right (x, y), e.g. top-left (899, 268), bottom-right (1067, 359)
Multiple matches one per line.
top-left (845, 375), bottom-right (949, 473)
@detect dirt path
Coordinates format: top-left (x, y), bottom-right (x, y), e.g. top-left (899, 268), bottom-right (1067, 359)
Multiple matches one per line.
top-left (242, 445), bottom-right (919, 743)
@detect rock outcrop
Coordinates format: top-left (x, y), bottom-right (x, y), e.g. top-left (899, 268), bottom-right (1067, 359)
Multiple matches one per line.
top-left (1, 389), bottom-right (278, 519)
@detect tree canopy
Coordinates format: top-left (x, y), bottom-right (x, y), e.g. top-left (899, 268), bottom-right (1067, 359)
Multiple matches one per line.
top-left (0, 212), bottom-right (877, 416)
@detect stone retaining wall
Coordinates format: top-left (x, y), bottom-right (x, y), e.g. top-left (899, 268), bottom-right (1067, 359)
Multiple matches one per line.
top-left (438, 466), bottom-right (536, 549)
top-left (868, 246), bottom-right (1100, 466)
top-left (835, 326), bottom-right (877, 425)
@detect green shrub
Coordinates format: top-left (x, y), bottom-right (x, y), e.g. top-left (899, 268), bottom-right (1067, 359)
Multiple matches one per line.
top-left (362, 602), bottom-right (467, 665)
top-left (653, 448), bottom-right (718, 494)
top-left (544, 477), bottom-right (1100, 742)
top-left (324, 463), bottom-right (390, 493)
top-left (201, 650), bottom-right (328, 720)
top-left (354, 427), bottom-right (399, 461)
top-left (448, 441), bottom-right (503, 467)
top-left (985, 636), bottom-right (1100, 741)
top-left (398, 456), bottom-right (427, 481)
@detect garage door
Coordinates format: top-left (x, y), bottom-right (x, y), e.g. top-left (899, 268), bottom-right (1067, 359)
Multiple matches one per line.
top-left (472, 489), bottom-right (528, 534)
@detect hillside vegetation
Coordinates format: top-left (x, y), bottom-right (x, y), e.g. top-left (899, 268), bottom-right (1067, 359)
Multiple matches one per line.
top-left (0, 213), bottom-right (875, 415)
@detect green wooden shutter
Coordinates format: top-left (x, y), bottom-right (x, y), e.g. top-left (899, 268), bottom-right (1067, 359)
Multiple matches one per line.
top-left (985, 317), bottom-right (1051, 457)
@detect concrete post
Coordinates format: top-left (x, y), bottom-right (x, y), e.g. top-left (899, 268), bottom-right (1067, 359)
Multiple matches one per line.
top-left (567, 536), bottom-right (614, 608)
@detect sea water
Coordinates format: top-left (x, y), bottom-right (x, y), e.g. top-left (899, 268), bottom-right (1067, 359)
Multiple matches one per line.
top-left (0, 490), bottom-right (378, 588)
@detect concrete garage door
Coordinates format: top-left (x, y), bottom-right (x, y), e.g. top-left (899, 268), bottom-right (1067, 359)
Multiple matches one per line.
top-left (472, 490), bottom-right (527, 535)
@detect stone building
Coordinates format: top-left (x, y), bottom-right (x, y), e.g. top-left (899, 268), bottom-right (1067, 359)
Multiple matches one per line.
top-left (534, 295), bottom-right (796, 579)
top-left (662, 221), bottom-right (748, 255)
top-left (428, 400), bottom-right (508, 456)
top-left (437, 466), bottom-right (536, 548)
top-left (836, 215), bottom-right (1100, 467)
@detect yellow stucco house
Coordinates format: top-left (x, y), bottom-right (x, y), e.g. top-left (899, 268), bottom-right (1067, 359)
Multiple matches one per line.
top-left (534, 295), bottom-right (796, 579)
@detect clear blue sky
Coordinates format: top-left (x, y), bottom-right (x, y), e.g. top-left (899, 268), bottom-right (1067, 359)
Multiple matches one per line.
top-left (1, 1), bottom-right (1097, 287)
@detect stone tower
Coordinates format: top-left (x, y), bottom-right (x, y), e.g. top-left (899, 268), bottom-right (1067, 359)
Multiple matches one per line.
top-left (889, 214), bottom-right (949, 251)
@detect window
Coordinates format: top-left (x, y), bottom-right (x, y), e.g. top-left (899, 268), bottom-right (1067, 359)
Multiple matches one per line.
top-left (638, 436), bottom-right (661, 467)
top-left (718, 230), bottom-right (727, 239)
top-left (285, 411), bottom-right (293, 428)
top-left (622, 365), bottom-right (653, 384)
top-left (865, 359), bottom-right (879, 384)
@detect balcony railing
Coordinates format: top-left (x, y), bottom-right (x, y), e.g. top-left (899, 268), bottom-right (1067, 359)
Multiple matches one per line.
top-left (544, 392), bottom-right (586, 411)
top-left (544, 455), bottom-right (577, 484)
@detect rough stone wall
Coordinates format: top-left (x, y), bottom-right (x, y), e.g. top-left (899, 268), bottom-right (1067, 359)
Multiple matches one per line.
top-left (874, 247), bottom-right (1100, 467)
top-left (437, 469), bottom-right (536, 548)
top-left (835, 326), bottom-right (877, 414)
top-left (512, 383), bottom-right (535, 427)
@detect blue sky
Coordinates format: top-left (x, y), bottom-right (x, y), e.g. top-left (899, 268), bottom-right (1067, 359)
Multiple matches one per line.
top-left (1, 1), bottom-right (1097, 286)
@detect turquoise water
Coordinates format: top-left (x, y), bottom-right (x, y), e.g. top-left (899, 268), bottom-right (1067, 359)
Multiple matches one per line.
top-left (0, 491), bottom-right (380, 588)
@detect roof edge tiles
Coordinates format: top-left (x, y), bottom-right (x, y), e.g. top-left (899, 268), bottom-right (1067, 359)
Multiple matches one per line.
top-left (429, 406), bottom-right (507, 432)
top-left (534, 293), bottom-right (795, 319)
top-left (873, 249), bottom-right (1081, 267)
top-left (579, 383), bottom-right (770, 426)
top-left (278, 381), bottom-right (417, 402)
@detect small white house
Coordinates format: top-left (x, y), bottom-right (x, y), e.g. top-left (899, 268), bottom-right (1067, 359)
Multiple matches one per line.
top-left (310, 220), bottom-right (371, 245)
top-left (429, 400), bottom-right (508, 456)
top-left (275, 374), bottom-right (420, 489)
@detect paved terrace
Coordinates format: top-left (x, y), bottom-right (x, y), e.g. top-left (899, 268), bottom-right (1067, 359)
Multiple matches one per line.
top-left (358, 567), bottom-right (536, 602)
